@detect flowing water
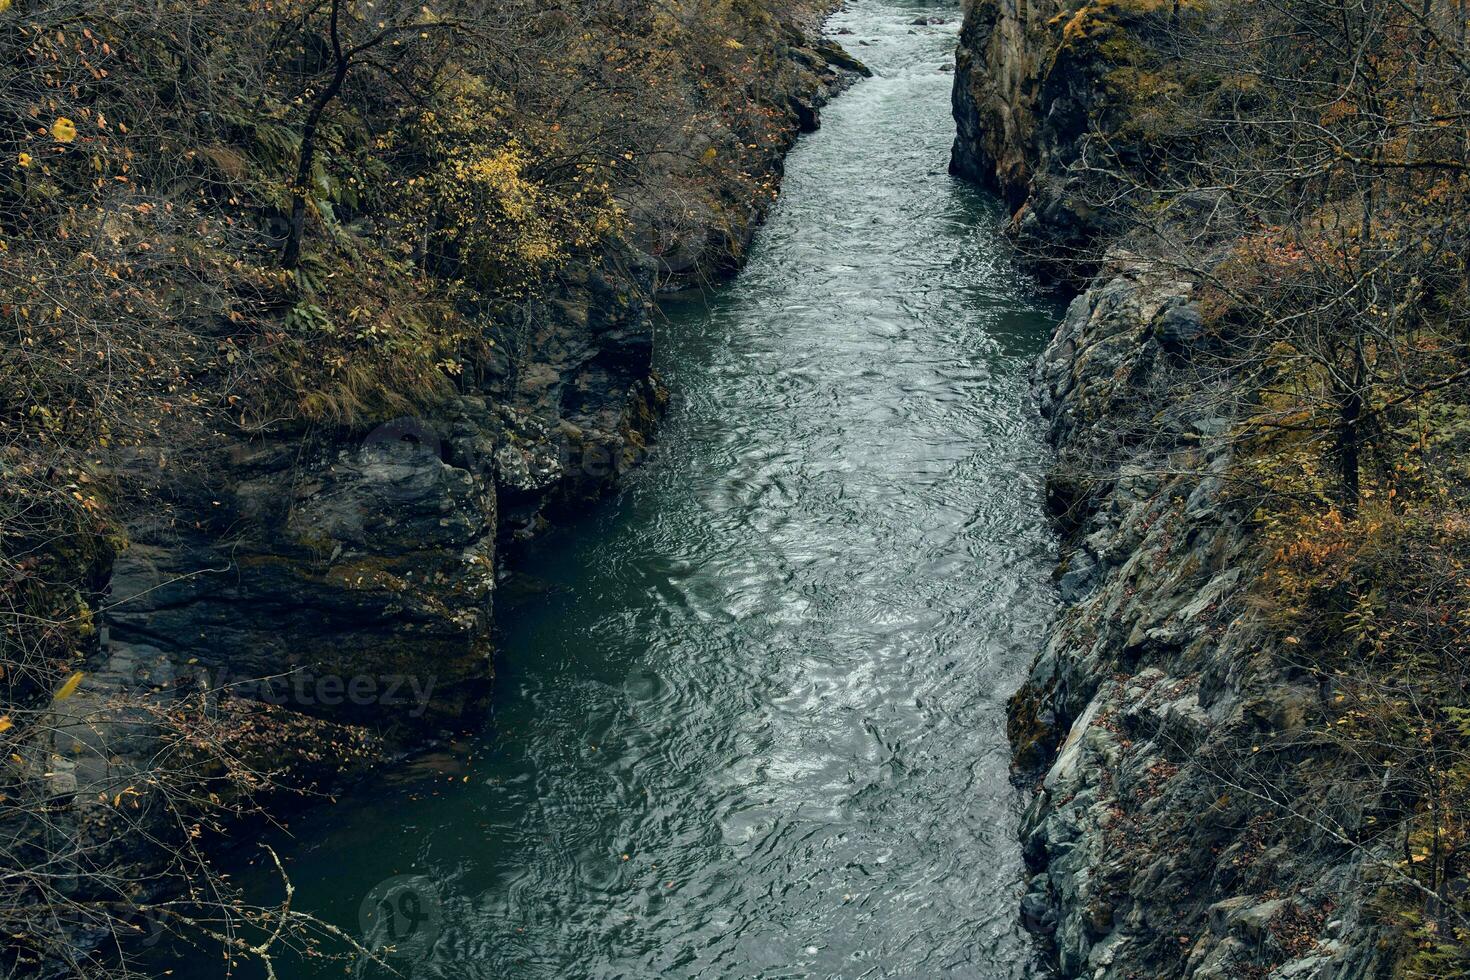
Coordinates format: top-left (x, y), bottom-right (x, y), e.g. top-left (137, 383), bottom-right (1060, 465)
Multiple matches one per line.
top-left (159, 1), bottom-right (1062, 976)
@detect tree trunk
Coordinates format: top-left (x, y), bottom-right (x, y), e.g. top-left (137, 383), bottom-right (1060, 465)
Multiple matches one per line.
top-left (1336, 388), bottom-right (1362, 516)
top-left (282, 0), bottom-right (349, 269)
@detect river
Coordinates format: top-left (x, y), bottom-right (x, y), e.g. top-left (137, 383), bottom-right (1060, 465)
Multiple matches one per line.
top-left (158, 1), bottom-right (1061, 976)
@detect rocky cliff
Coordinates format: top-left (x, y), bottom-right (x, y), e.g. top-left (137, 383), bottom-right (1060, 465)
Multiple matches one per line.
top-left (949, 0), bottom-right (1212, 277)
top-left (949, 0), bottom-right (1110, 272)
top-left (1012, 256), bottom-right (1397, 978)
top-left (952, 2), bottom-right (1416, 976)
top-left (24, 16), bottom-right (865, 973)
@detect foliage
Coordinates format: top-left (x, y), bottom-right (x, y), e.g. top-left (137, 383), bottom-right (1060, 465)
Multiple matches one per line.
top-left (1041, 0), bottom-right (1470, 965)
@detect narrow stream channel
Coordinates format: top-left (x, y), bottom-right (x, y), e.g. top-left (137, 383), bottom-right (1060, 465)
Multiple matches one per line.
top-left (160, 2), bottom-right (1062, 976)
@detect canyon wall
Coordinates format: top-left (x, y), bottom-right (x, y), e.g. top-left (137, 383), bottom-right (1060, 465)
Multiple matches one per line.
top-left (28, 17), bottom-right (865, 973)
top-left (949, 0), bottom-right (1104, 271)
top-left (952, 2), bottom-right (1405, 976)
top-left (1016, 257), bottom-right (1395, 979)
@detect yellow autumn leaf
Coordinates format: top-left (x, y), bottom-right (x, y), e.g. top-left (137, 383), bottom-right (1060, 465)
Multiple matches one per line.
top-left (52, 117), bottom-right (77, 143)
top-left (55, 671), bottom-right (84, 700)
top-left (16, 152), bottom-right (29, 168)
top-left (0, 716), bottom-right (11, 733)
top-left (0, 0), bottom-right (12, 14)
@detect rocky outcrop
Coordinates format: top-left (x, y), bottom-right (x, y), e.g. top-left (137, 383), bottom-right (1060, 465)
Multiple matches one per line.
top-left (1008, 257), bottom-right (1396, 978)
top-left (950, 0), bottom-right (1063, 204)
top-left (33, 255), bottom-right (674, 968)
top-left (949, 0), bottom-right (1167, 273)
top-left (952, 4), bottom-right (1404, 974)
top-left (78, 253), bottom-right (669, 748)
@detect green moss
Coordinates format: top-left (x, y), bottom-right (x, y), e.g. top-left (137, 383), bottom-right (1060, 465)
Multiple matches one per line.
top-left (1007, 678), bottom-right (1063, 773)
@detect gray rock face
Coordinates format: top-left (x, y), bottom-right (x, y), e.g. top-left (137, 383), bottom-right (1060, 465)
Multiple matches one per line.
top-left (949, 0), bottom-right (1160, 278)
top-left (952, 0), bottom-right (1193, 279)
top-left (40, 271), bottom-right (674, 952)
top-left (1007, 258), bottom-right (1397, 978)
top-left (952, 0), bottom-right (1415, 972)
top-left (108, 428), bottom-right (498, 730)
top-left (93, 257), bottom-right (678, 742)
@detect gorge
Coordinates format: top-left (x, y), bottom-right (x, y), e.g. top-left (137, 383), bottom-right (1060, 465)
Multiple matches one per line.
top-left (152, 1), bottom-right (1066, 975)
top-left (5, 0), bottom-right (1468, 975)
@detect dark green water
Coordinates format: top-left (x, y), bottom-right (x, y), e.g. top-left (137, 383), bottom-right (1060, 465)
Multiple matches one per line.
top-left (158, 2), bottom-right (1061, 976)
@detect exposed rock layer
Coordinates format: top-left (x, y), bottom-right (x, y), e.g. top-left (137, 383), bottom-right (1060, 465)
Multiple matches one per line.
top-left (1015, 260), bottom-right (1393, 978)
top-left (952, 3), bottom-right (1397, 976)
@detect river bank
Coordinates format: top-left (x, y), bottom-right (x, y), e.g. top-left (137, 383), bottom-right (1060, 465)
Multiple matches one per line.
top-left (9, 5), bottom-right (869, 975)
top-left (951, 0), bottom-right (1467, 974)
top-left (1012, 257), bottom-right (1389, 978)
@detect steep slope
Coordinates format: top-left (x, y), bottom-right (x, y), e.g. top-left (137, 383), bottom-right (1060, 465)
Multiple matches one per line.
top-left (952, 0), bottom-right (1470, 975)
top-left (1015, 255), bottom-right (1395, 978)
